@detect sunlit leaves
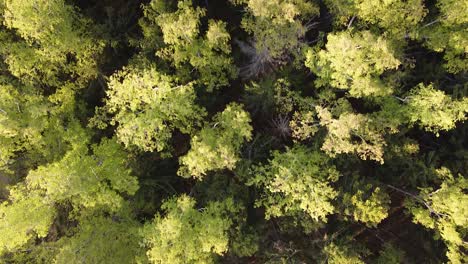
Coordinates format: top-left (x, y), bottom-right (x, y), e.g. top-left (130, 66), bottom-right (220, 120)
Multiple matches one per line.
top-left (179, 103), bottom-right (252, 179)
top-left (249, 145), bottom-right (340, 221)
top-left (306, 31), bottom-right (401, 97)
top-left (102, 65), bottom-right (206, 152)
top-left (143, 195), bottom-right (239, 264)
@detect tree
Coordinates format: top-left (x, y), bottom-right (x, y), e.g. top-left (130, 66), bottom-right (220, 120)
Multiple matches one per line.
top-left (97, 64), bottom-right (206, 153)
top-left (0, 186), bottom-right (55, 255)
top-left (324, 0), bottom-right (427, 37)
top-left (406, 168), bottom-right (467, 263)
top-left (0, 135), bottom-right (139, 255)
top-left (316, 106), bottom-right (387, 164)
top-left (54, 214), bottom-right (147, 264)
top-left (178, 103), bottom-right (252, 179)
top-left (341, 179), bottom-right (390, 227)
top-left (249, 145), bottom-right (340, 222)
top-left (322, 240), bottom-right (367, 264)
top-left (142, 195), bottom-right (240, 264)
top-left (0, 77), bottom-right (49, 172)
top-left (405, 83), bottom-right (468, 134)
top-left (231, 0), bottom-right (319, 78)
top-left (0, 0), bottom-right (103, 86)
top-left (144, 0), bottom-right (237, 91)
top-left (306, 31), bottom-right (401, 97)
top-left (417, 0), bottom-right (468, 73)
top-left (26, 137), bottom-right (139, 211)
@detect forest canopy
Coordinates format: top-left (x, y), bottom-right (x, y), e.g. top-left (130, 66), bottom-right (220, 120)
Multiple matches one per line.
top-left (0, 0), bottom-right (467, 263)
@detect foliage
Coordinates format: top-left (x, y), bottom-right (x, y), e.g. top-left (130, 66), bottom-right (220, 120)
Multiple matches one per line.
top-left (249, 145), bottom-right (340, 221)
top-left (341, 180), bottom-right (390, 227)
top-left (316, 106), bottom-right (386, 163)
top-left (406, 168), bottom-right (468, 263)
top-left (178, 103), bottom-right (252, 179)
top-left (232, 0), bottom-right (319, 77)
top-left (323, 240), bottom-right (366, 264)
top-left (1, 0), bottom-right (103, 85)
top-left (0, 0), bottom-right (467, 263)
top-left (99, 65), bottom-right (206, 152)
top-left (145, 0), bottom-right (237, 91)
top-left (406, 83), bottom-right (468, 134)
top-left (142, 195), bottom-right (240, 264)
top-left (306, 31), bottom-right (401, 97)
top-left (0, 187), bottom-right (55, 255)
top-left (54, 214), bottom-right (147, 264)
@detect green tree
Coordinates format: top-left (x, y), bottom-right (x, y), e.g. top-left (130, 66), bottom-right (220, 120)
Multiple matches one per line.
top-left (144, 0), bottom-right (237, 91)
top-left (249, 145), bottom-right (340, 222)
top-left (341, 180), bottom-right (390, 227)
top-left (0, 186), bottom-right (55, 255)
top-left (232, 0), bottom-right (319, 77)
top-left (26, 137), bottom-right (139, 211)
top-left (142, 195), bottom-right (240, 264)
top-left (306, 31), bottom-right (401, 97)
top-left (406, 168), bottom-right (468, 263)
top-left (418, 0), bottom-right (468, 73)
top-left (316, 106), bottom-right (387, 164)
top-left (179, 103), bottom-right (253, 179)
top-left (54, 214), bottom-right (147, 264)
top-left (405, 83), bottom-right (468, 134)
top-left (324, 0), bottom-right (427, 37)
top-left (97, 64), bottom-right (206, 153)
top-left (1, 0), bottom-right (103, 86)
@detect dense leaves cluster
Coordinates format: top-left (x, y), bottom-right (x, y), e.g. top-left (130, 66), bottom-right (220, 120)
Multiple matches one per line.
top-left (0, 0), bottom-right (467, 263)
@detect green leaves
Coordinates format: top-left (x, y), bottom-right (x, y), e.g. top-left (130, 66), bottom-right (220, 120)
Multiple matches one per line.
top-left (406, 168), bottom-right (468, 263)
top-left (27, 137), bottom-right (139, 211)
top-left (145, 0), bottom-right (237, 91)
top-left (307, 31), bottom-right (401, 97)
top-left (0, 187), bottom-right (55, 255)
top-left (143, 195), bottom-right (239, 264)
top-left (179, 103), bottom-right (252, 179)
top-left (406, 83), bottom-right (468, 134)
top-left (102, 65), bottom-right (206, 152)
top-left (1, 0), bottom-right (103, 86)
top-left (250, 145), bottom-right (340, 222)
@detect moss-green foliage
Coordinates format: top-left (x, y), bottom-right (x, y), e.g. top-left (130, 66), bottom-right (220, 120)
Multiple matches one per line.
top-left (324, 0), bottom-right (427, 36)
top-left (232, 0), bottom-right (319, 75)
top-left (0, 0), bottom-right (103, 86)
top-left (144, 0), bottom-right (237, 91)
top-left (376, 243), bottom-right (406, 264)
top-left (27, 137), bottom-right (139, 211)
top-left (418, 0), bottom-right (468, 73)
top-left (143, 195), bottom-right (239, 264)
top-left (306, 31), bottom-right (401, 97)
top-left (0, 187), bottom-right (55, 255)
top-left (342, 181), bottom-right (390, 227)
top-left (316, 106), bottom-right (386, 163)
top-left (179, 103), bottom-right (253, 179)
top-left (0, 0), bottom-right (467, 263)
top-left (54, 215), bottom-right (147, 264)
top-left (249, 145), bottom-right (340, 221)
top-left (407, 168), bottom-right (468, 263)
top-left (99, 65), bottom-right (206, 152)
top-left (406, 83), bottom-right (468, 134)
top-left (323, 240), bottom-right (367, 264)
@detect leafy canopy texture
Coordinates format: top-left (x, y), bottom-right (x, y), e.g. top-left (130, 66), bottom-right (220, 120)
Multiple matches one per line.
top-left (306, 31), bottom-right (401, 97)
top-left (1, 0), bottom-right (103, 85)
top-left (143, 195), bottom-right (239, 264)
top-left (179, 103), bottom-right (253, 179)
top-left (102, 65), bottom-right (206, 153)
top-left (407, 168), bottom-right (468, 263)
top-left (249, 145), bottom-right (340, 222)
top-left (147, 0), bottom-right (237, 91)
